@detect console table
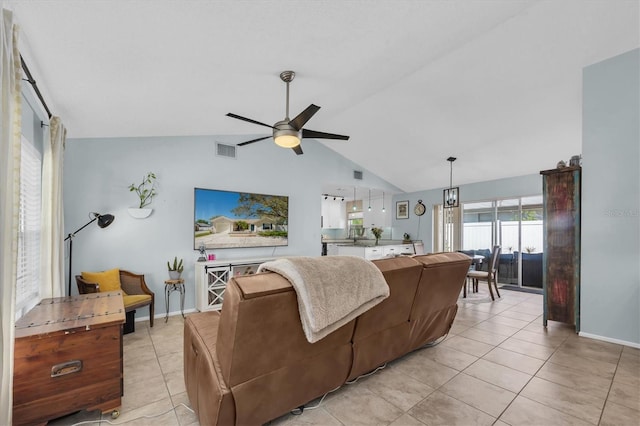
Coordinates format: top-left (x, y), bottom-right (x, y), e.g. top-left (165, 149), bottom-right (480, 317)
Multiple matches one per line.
top-left (195, 257), bottom-right (277, 311)
top-left (13, 292), bottom-right (125, 425)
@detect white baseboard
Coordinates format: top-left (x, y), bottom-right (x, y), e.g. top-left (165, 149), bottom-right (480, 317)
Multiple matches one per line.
top-left (134, 308), bottom-right (198, 323)
top-left (578, 331), bottom-right (640, 349)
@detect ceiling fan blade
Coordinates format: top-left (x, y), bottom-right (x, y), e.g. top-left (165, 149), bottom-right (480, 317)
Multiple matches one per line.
top-left (302, 129), bottom-right (350, 140)
top-left (292, 145), bottom-right (303, 155)
top-left (226, 113), bottom-right (276, 129)
top-left (237, 136), bottom-right (271, 146)
top-left (289, 104), bottom-right (320, 130)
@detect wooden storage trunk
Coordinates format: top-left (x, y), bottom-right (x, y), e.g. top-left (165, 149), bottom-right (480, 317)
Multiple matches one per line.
top-left (13, 292), bottom-right (125, 425)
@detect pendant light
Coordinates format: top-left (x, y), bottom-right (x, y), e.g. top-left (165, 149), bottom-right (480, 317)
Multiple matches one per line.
top-left (443, 156), bottom-right (459, 208)
top-left (368, 189), bottom-right (371, 212)
top-left (353, 187), bottom-right (357, 211)
top-left (382, 192), bottom-right (386, 213)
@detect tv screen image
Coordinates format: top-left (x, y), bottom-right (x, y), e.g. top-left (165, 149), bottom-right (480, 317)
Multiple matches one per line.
top-left (194, 188), bottom-right (289, 249)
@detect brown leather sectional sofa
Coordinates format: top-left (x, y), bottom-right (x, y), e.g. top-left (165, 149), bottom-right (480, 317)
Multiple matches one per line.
top-left (183, 252), bottom-right (471, 425)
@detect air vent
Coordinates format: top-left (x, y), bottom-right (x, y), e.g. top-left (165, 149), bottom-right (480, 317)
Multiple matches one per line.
top-left (216, 142), bottom-right (236, 159)
top-left (353, 170), bottom-right (363, 180)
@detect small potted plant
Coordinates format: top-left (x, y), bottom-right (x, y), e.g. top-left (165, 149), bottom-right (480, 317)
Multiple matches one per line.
top-left (403, 233), bottom-right (411, 243)
top-left (128, 172), bottom-right (157, 218)
top-left (167, 256), bottom-right (184, 280)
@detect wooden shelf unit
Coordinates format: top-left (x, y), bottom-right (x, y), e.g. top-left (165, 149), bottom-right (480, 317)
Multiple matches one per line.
top-left (540, 166), bottom-right (581, 331)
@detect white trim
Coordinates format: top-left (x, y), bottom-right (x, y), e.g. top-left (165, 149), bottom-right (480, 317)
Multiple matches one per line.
top-left (132, 309), bottom-right (199, 324)
top-left (578, 331), bottom-right (640, 349)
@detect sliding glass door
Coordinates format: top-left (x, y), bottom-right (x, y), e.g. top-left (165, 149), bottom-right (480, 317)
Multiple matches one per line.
top-left (520, 196), bottom-right (543, 289)
top-left (461, 196), bottom-right (543, 289)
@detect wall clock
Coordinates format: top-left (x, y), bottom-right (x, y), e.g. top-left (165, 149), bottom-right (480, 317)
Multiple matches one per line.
top-left (414, 200), bottom-right (426, 216)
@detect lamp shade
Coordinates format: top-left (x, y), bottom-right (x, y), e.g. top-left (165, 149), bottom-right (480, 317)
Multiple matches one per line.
top-left (96, 213), bottom-right (115, 228)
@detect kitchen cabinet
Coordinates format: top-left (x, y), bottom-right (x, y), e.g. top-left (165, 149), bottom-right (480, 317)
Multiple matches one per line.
top-left (331, 243), bottom-right (415, 260)
top-left (321, 199), bottom-right (346, 229)
top-left (383, 244), bottom-right (415, 257)
top-left (365, 246), bottom-right (384, 260)
top-left (334, 245), bottom-right (365, 257)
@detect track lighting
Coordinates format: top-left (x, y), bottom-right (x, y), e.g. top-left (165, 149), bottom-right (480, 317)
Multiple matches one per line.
top-left (322, 193), bottom-right (345, 202)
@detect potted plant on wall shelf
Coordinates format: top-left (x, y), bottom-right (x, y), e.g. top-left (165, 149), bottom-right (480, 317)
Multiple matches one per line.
top-left (168, 257), bottom-right (184, 280)
top-left (128, 172), bottom-right (157, 218)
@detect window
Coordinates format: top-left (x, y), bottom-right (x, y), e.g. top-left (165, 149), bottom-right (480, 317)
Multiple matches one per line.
top-left (16, 135), bottom-right (41, 318)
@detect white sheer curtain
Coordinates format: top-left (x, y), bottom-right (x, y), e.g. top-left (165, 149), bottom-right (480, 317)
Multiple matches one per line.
top-left (0, 8), bottom-right (22, 425)
top-left (40, 116), bottom-right (65, 298)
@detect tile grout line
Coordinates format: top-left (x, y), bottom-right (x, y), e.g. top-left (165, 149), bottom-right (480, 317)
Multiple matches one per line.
top-left (595, 348), bottom-right (624, 425)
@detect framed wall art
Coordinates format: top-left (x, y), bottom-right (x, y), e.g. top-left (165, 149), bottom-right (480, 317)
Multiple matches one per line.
top-left (396, 200), bottom-right (409, 219)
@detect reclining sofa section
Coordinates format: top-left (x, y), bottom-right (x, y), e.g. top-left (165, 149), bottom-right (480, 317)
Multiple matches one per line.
top-left (184, 252), bottom-right (471, 425)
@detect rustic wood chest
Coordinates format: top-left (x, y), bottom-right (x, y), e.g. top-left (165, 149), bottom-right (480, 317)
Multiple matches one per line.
top-left (13, 291), bottom-right (125, 425)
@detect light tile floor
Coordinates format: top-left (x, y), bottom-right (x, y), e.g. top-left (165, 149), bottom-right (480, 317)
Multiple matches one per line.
top-left (50, 287), bottom-right (639, 425)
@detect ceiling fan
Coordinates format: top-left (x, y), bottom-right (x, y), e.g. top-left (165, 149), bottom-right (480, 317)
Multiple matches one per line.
top-left (226, 71), bottom-right (350, 155)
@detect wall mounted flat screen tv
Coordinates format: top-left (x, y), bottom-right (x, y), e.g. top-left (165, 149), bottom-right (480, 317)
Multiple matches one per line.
top-left (194, 188), bottom-right (289, 250)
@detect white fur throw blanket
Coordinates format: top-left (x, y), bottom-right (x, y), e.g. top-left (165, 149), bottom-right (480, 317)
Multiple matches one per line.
top-left (258, 256), bottom-right (389, 343)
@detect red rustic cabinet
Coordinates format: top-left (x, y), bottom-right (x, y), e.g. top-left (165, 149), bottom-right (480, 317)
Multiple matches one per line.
top-left (540, 166), bottom-right (581, 331)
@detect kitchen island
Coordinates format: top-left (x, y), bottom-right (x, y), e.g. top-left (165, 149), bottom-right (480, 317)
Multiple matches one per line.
top-left (323, 239), bottom-right (420, 260)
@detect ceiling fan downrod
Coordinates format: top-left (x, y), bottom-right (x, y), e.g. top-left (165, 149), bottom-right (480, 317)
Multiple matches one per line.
top-left (280, 70), bottom-right (295, 120)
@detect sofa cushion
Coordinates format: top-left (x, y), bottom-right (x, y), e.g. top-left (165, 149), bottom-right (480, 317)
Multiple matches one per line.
top-left (408, 252), bottom-right (471, 350)
top-left (184, 312), bottom-right (235, 426)
top-left (217, 274), bottom-right (355, 387)
top-left (353, 256), bottom-right (421, 340)
top-left (81, 268), bottom-right (123, 293)
top-left (122, 294), bottom-right (152, 310)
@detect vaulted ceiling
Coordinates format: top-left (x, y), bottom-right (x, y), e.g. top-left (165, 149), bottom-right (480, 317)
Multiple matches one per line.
top-left (9, 0), bottom-right (639, 192)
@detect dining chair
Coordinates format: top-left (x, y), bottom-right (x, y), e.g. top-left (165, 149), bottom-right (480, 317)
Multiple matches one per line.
top-left (466, 245), bottom-right (502, 300)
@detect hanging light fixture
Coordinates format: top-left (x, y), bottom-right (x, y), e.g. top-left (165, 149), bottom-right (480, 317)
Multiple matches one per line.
top-left (382, 192), bottom-right (386, 213)
top-left (353, 187), bottom-right (357, 210)
top-left (368, 189), bottom-right (371, 211)
top-left (443, 157), bottom-right (459, 208)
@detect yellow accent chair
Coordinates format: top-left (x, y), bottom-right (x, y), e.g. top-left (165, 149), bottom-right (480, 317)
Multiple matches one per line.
top-left (76, 268), bottom-right (155, 329)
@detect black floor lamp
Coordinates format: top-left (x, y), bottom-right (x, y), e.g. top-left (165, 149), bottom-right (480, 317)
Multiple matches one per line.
top-left (64, 212), bottom-right (115, 296)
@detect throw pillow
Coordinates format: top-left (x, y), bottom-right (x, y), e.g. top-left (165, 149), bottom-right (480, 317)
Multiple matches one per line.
top-left (82, 268), bottom-right (122, 293)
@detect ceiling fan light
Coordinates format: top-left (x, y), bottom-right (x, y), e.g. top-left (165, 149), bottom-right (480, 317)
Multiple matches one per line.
top-left (274, 134), bottom-right (300, 148)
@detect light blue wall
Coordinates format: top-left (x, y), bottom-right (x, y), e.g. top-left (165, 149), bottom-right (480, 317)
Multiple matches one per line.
top-left (392, 173), bottom-right (542, 251)
top-left (63, 136), bottom-right (399, 316)
top-left (582, 48), bottom-right (640, 345)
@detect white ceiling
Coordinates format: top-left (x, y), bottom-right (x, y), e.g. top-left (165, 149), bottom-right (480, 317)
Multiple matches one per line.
top-left (9, 0), bottom-right (639, 193)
